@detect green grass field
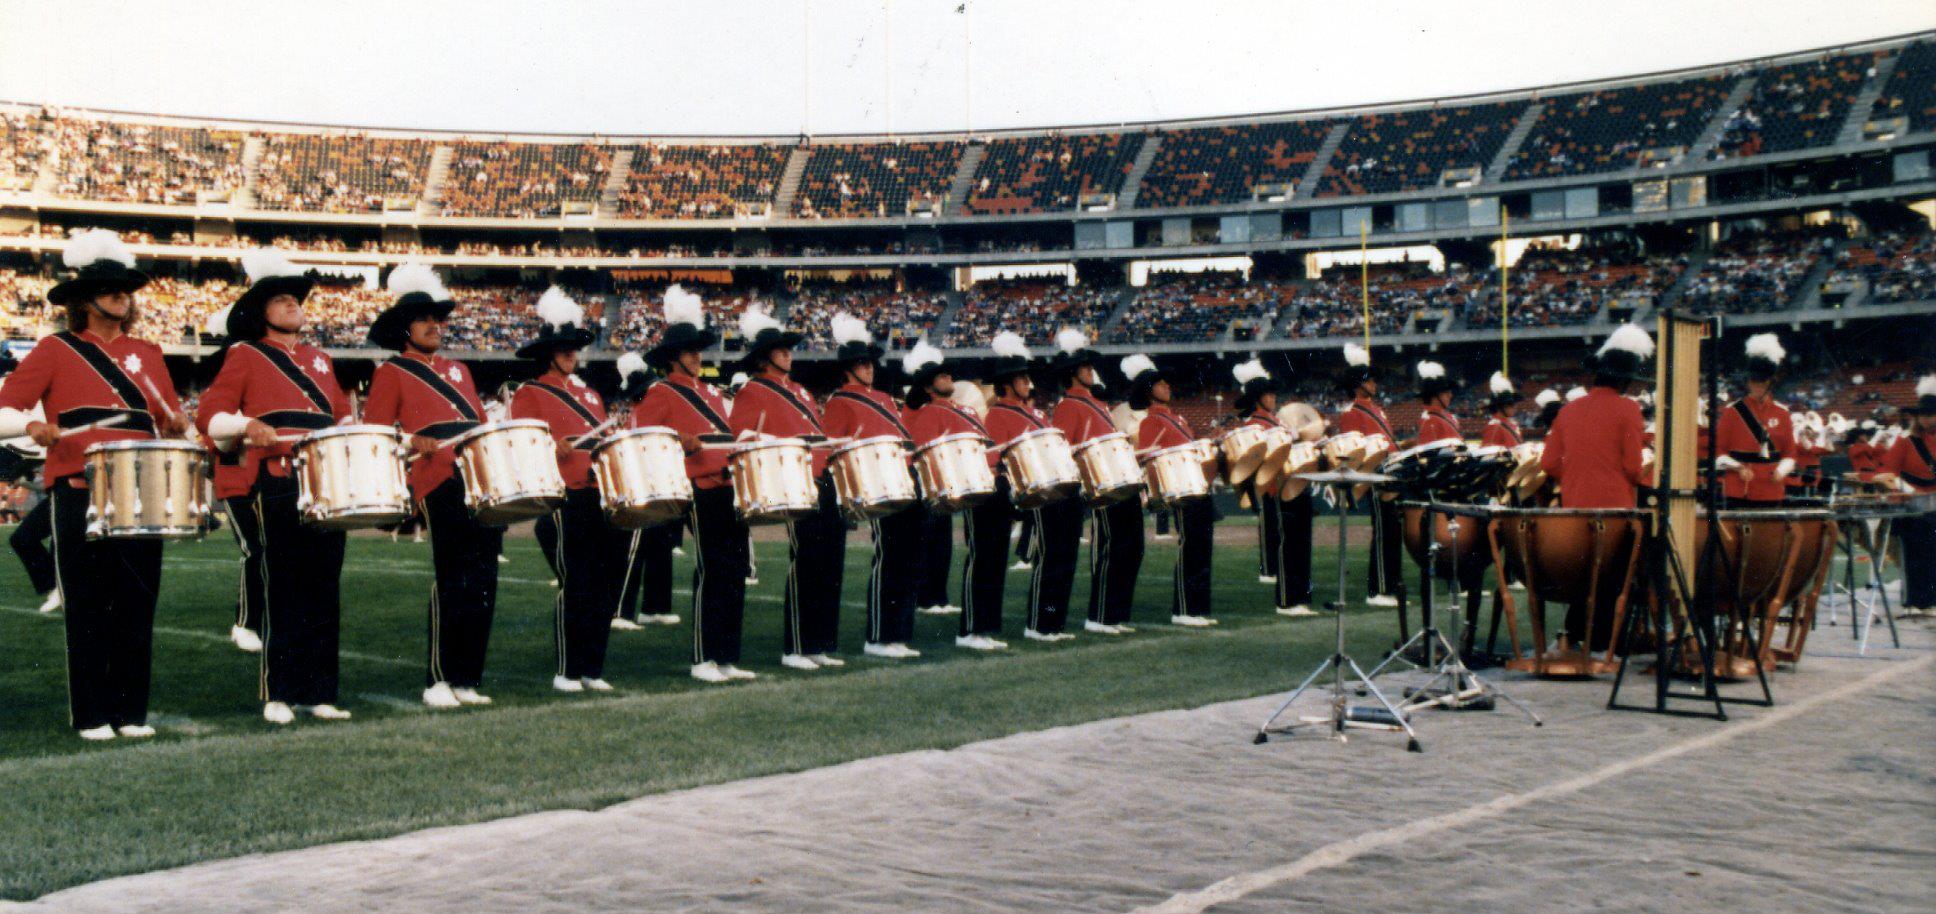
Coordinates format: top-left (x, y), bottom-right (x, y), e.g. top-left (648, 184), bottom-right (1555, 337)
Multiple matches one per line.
top-left (0, 514), bottom-right (1462, 897)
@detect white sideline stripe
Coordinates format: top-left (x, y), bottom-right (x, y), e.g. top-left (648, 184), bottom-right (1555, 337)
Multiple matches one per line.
top-left (1129, 652), bottom-right (1934, 914)
top-left (0, 605), bottom-right (422, 671)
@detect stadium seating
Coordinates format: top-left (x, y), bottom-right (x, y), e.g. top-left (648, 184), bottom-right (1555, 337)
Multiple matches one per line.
top-left (1107, 271), bottom-right (1283, 344)
top-left (793, 141), bottom-right (962, 218)
top-left (966, 134), bottom-right (1136, 214)
top-left (1829, 231), bottom-right (1936, 305)
top-left (1465, 247), bottom-right (1687, 329)
top-left (616, 143), bottom-right (791, 218)
top-left (438, 141), bottom-right (612, 217)
top-left (1316, 102), bottom-right (1522, 197)
top-left (1873, 40), bottom-right (1936, 133)
top-left (942, 280), bottom-right (1119, 347)
top-left (1504, 74), bottom-right (1734, 179)
top-left (0, 111), bottom-right (47, 191)
top-left (253, 134), bottom-right (434, 213)
top-left (1678, 230), bottom-right (1834, 316)
top-left (1137, 120), bottom-right (1336, 208)
top-left (787, 281), bottom-right (948, 350)
top-left (48, 120), bottom-right (247, 205)
top-left (1712, 52), bottom-right (1877, 158)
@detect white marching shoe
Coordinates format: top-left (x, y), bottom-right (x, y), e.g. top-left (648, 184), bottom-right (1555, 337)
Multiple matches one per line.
top-left (1258, 575), bottom-right (1278, 584)
top-left (263, 701), bottom-right (296, 725)
top-left (690, 662), bottom-right (733, 684)
top-left (1083, 620), bottom-right (1126, 635)
top-left (671, 546), bottom-right (686, 557)
top-left (496, 554), bottom-right (510, 565)
top-left (806, 653), bottom-right (845, 667)
top-left (780, 653), bottom-right (821, 671)
top-left (917, 604), bottom-right (957, 615)
top-left (552, 676), bottom-right (586, 693)
top-left (37, 590), bottom-right (61, 613)
top-left (721, 665), bottom-right (758, 681)
top-left (642, 613), bottom-right (682, 626)
top-left (1367, 595), bottom-right (1400, 607)
top-left (78, 725), bottom-right (116, 741)
top-left (610, 617), bottom-right (643, 632)
top-left (1023, 628), bottom-right (1074, 642)
top-left (955, 634), bottom-right (1008, 651)
top-left (581, 678), bottom-right (614, 692)
top-left (1277, 604), bottom-right (1318, 617)
top-left (230, 625), bottom-right (262, 653)
top-left (116, 724), bottom-right (155, 739)
top-left (1171, 614), bottom-right (1217, 627)
top-left (744, 574), bottom-right (760, 586)
top-left (309, 704), bottom-right (353, 720)
top-left (422, 682), bottom-right (462, 708)
top-left (452, 687), bottom-right (493, 705)
top-left (863, 642), bottom-right (921, 659)
top-left (1009, 560), bottom-right (1032, 571)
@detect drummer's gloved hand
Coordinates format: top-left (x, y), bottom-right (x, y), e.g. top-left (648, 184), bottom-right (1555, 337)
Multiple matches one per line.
top-left (243, 419), bottom-right (281, 449)
top-left (162, 411), bottom-right (191, 437)
top-left (409, 434), bottom-right (439, 457)
top-left (555, 438), bottom-right (576, 459)
top-left (25, 421), bottom-right (60, 449)
top-left (680, 432), bottom-right (702, 454)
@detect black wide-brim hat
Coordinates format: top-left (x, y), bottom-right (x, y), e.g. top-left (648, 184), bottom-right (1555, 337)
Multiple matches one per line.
top-left (1486, 390), bottom-right (1520, 412)
top-left (48, 260), bottom-right (150, 306)
top-left (1235, 378), bottom-right (1277, 414)
top-left (1053, 347), bottom-right (1104, 378)
top-left (646, 321), bottom-right (720, 367)
top-left (989, 355), bottom-right (1033, 384)
top-left (907, 362), bottom-right (950, 394)
top-left (620, 368), bottom-right (658, 401)
top-left (739, 326), bottom-right (805, 370)
top-left (1416, 375), bottom-right (1458, 401)
top-left (1336, 365), bottom-right (1372, 392)
top-left (228, 273), bottom-right (319, 341)
top-left (1905, 395), bottom-right (1936, 416)
top-left (367, 292), bottom-right (457, 351)
top-left (836, 340), bottom-right (886, 365)
top-left (515, 324), bottom-right (598, 361)
top-left (1744, 356), bottom-right (1782, 383)
top-left (1590, 349), bottom-right (1651, 383)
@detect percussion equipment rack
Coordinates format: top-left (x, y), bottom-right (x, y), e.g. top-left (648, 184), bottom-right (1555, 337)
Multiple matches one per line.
top-left (1256, 472), bottom-right (1423, 753)
top-left (1819, 488), bottom-right (1935, 654)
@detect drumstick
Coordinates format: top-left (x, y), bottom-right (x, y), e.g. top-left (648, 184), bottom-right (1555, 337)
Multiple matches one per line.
top-left (566, 416), bottom-right (622, 446)
top-left (60, 414), bottom-right (131, 435)
top-left (137, 374), bottom-right (183, 434)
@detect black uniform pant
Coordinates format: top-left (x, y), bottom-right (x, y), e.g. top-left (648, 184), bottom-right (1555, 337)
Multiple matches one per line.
top-left (538, 487), bottom-right (628, 680)
top-left (917, 505), bottom-right (953, 609)
top-left (1013, 508), bottom-right (1035, 564)
top-left (1029, 497), bottom-right (1083, 634)
top-left (618, 521), bottom-right (679, 621)
top-left (1171, 497), bottom-right (1214, 618)
top-left (1276, 489), bottom-right (1316, 608)
top-left (420, 477), bottom-right (503, 688)
top-left (1089, 498), bottom-right (1145, 625)
top-left (960, 479), bottom-right (1014, 636)
top-left (50, 480), bottom-right (161, 731)
top-left (223, 493), bottom-right (266, 632)
top-left (1896, 511), bottom-right (1936, 608)
top-left (11, 494), bottom-right (54, 595)
top-left (783, 476), bottom-right (845, 657)
top-left (253, 473), bottom-right (346, 705)
top-left (1368, 497), bottom-right (1404, 599)
top-left (866, 504), bottom-right (924, 644)
top-left (1254, 485), bottom-right (1281, 579)
top-left (690, 486), bottom-right (748, 665)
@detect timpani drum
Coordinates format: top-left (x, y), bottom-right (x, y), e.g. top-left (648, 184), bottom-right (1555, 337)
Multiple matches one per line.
top-left (913, 432), bottom-right (997, 514)
top-left (1400, 503), bottom-right (1493, 582)
top-left (591, 427), bottom-right (694, 528)
top-left (1143, 442), bottom-right (1211, 509)
top-left (1699, 508), bottom-right (1838, 677)
top-left (730, 437), bottom-right (817, 525)
top-left (1001, 428), bottom-right (1080, 509)
top-left (450, 420), bottom-right (568, 525)
top-left (1072, 432), bottom-right (1143, 505)
top-left (292, 424), bottom-right (412, 530)
top-left (1488, 507), bottom-right (1645, 677)
top-left (830, 435), bottom-right (917, 519)
top-left (1768, 513), bottom-right (1837, 666)
top-left (81, 439), bottom-right (212, 540)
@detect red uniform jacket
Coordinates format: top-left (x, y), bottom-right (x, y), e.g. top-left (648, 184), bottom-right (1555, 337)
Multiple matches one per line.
top-left (985, 398), bottom-right (1051, 471)
top-left (910, 399), bottom-right (989, 451)
top-left (510, 370), bottom-right (607, 489)
top-left (1480, 415), bottom-right (1523, 448)
top-left (1052, 388), bottom-right (1118, 446)
top-left (821, 382), bottom-right (912, 444)
top-left (1848, 440), bottom-right (1882, 476)
top-left (630, 372), bottom-right (732, 489)
top-left (1541, 386), bottom-right (1649, 509)
top-left (1414, 407), bottom-right (1461, 446)
top-left (1137, 404), bottom-right (1195, 453)
top-left (362, 350), bottom-right (486, 499)
top-left (1714, 395), bottom-right (1794, 503)
top-left (196, 339), bottom-right (352, 495)
top-left (1787, 439), bottom-right (1827, 493)
top-left (0, 330), bottom-right (184, 484)
top-left (729, 372), bottom-right (830, 476)
top-left (1336, 397), bottom-right (1394, 443)
top-left (1880, 431), bottom-right (1936, 493)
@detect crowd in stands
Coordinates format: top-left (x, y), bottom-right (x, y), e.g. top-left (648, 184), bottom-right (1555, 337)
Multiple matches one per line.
top-left (942, 279), bottom-right (1120, 347)
top-left (605, 283), bottom-right (763, 353)
top-left (1107, 271), bottom-right (1282, 344)
top-left (1466, 246), bottom-right (1687, 329)
top-left (1828, 231), bottom-right (1936, 305)
top-left (253, 134), bottom-right (433, 213)
top-left (793, 142), bottom-right (962, 218)
top-left (966, 134), bottom-right (1135, 214)
top-left (1316, 103), bottom-right (1518, 197)
top-left (1137, 120), bottom-right (1336, 208)
top-left (787, 279), bottom-right (947, 350)
top-left (0, 110), bottom-right (47, 191)
top-left (1679, 229), bottom-right (1835, 316)
top-left (1873, 39), bottom-right (1936, 134)
top-left (438, 142), bottom-right (611, 217)
top-left (1711, 54), bottom-right (1876, 158)
top-left (1504, 75), bottom-right (1734, 179)
top-left (48, 120), bottom-right (246, 205)
top-left (617, 143), bottom-right (791, 219)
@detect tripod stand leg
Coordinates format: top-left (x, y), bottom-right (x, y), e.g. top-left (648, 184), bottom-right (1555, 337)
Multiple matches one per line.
top-left (1345, 656), bottom-right (1422, 752)
top-left (1255, 654), bottom-right (1340, 742)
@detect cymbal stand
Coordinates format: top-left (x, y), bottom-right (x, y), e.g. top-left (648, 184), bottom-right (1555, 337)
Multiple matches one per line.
top-left (1856, 515), bottom-right (1901, 654)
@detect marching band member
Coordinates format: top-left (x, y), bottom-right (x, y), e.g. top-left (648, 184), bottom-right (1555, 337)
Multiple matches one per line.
top-left (1335, 342), bottom-right (1401, 608)
top-left (633, 286), bottom-right (753, 684)
top-left (983, 333), bottom-right (1070, 641)
top-left (1126, 356), bottom-right (1213, 627)
top-left (1412, 361), bottom-right (1460, 445)
top-left (512, 288), bottom-right (624, 693)
top-left (363, 264), bottom-right (501, 709)
top-left (912, 389), bottom-right (958, 618)
top-left (0, 230), bottom-right (188, 740)
top-left (198, 305), bottom-right (265, 653)
top-left (1714, 334), bottom-right (1795, 508)
top-left (198, 249), bottom-right (353, 724)
top-left (1052, 330), bottom-right (1141, 635)
top-left (1872, 375), bottom-right (1936, 613)
top-left (1531, 389), bottom-right (1562, 439)
top-left (1480, 373), bottom-right (1524, 448)
top-left (729, 305), bottom-right (845, 668)
top-left (1235, 358), bottom-right (1315, 616)
top-left (726, 371), bottom-right (759, 586)
top-left (903, 341), bottom-right (1007, 650)
top-left (1847, 421), bottom-right (1882, 477)
top-left (611, 352), bottom-right (680, 631)
top-left (820, 314), bottom-right (919, 663)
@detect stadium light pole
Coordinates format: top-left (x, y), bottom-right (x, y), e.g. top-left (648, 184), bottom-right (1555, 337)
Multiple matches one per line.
top-left (1500, 207), bottom-right (1510, 377)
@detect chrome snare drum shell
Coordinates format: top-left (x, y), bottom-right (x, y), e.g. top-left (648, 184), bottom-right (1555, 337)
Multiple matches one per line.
top-left (730, 437), bottom-right (818, 525)
top-left (912, 432), bottom-right (997, 515)
top-left (450, 419), bottom-right (569, 525)
top-left (1071, 432), bottom-right (1144, 505)
top-left (1143, 442), bottom-right (1212, 509)
top-left (293, 424), bottom-right (412, 530)
top-left (829, 435), bottom-right (917, 519)
top-left (592, 426), bottom-right (695, 529)
top-left (82, 439), bottom-right (212, 540)
top-left (1001, 427), bottom-right (1081, 509)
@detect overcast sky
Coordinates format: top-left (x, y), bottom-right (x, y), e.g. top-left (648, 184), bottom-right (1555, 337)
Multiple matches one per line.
top-left (1, 1), bottom-right (1929, 137)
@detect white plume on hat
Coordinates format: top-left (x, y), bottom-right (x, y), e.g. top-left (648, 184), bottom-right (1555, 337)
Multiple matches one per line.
top-left (1415, 361), bottom-right (1445, 380)
top-left (616, 351), bottom-right (647, 381)
top-left (387, 262), bottom-right (449, 300)
top-left (1917, 374), bottom-right (1936, 399)
top-left (1055, 327), bottom-right (1089, 355)
top-left (1120, 354), bottom-right (1156, 383)
top-left (1535, 388), bottom-right (1560, 407)
top-left (63, 228), bottom-right (136, 269)
top-left (1745, 333), bottom-right (1785, 365)
top-left (830, 312), bottom-right (872, 346)
top-left (1232, 358), bottom-right (1269, 386)
top-left (1343, 342), bottom-right (1370, 368)
top-left (536, 286), bottom-right (582, 330)
top-left (729, 371), bottom-right (750, 390)
top-left (240, 248), bottom-right (305, 283)
top-left (904, 339), bottom-right (944, 374)
top-left (1489, 372), bottom-right (1514, 396)
top-left (1598, 323), bottom-right (1655, 360)
top-left (739, 303), bottom-right (783, 339)
top-left (663, 284), bottom-right (705, 329)
top-left (991, 330), bottom-right (1029, 359)
top-left (1566, 386), bottom-right (1587, 402)
top-left (203, 305), bottom-right (232, 337)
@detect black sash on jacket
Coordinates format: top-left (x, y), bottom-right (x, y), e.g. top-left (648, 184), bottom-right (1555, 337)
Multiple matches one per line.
top-left (241, 341), bottom-right (333, 415)
top-left (942, 402), bottom-right (989, 437)
top-left (1908, 436), bottom-right (1936, 489)
top-left (386, 356), bottom-right (480, 424)
top-left (748, 377), bottom-right (823, 432)
top-left (529, 381), bottom-right (603, 450)
top-left (52, 332), bottom-right (149, 414)
top-left (992, 402), bottom-right (1047, 430)
top-left (664, 382), bottom-right (731, 433)
top-left (831, 389), bottom-right (911, 437)
top-left (1729, 400), bottom-right (1777, 462)
top-left (1352, 402), bottom-right (1393, 438)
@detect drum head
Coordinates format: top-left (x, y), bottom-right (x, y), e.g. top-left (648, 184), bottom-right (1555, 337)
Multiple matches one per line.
top-left (1252, 435), bottom-right (1296, 490)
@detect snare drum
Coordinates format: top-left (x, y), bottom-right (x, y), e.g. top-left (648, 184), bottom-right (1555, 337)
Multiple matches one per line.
top-left (913, 433), bottom-right (997, 514)
top-left (1276, 441), bottom-right (1323, 500)
top-left (1000, 427), bottom-right (1080, 509)
top-left (1319, 431), bottom-right (1367, 470)
top-left (592, 427), bottom-right (694, 528)
top-left (1072, 432), bottom-right (1143, 505)
top-left (731, 437), bottom-right (817, 524)
top-left (82, 439), bottom-right (212, 540)
top-left (830, 435), bottom-right (917, 519)
top-left (293, 424), bottom-right (411, 530)
top-left (450, 419), bottom-right (568, 525)
top-left (1218, 424), bottom-right (1269, 485)
top-left (1143, 442), bottom-right (1211, 508)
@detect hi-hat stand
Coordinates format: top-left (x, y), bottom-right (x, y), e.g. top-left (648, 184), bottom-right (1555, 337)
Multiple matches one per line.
top-left (1256, 471), bottom-right (1423, 753)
